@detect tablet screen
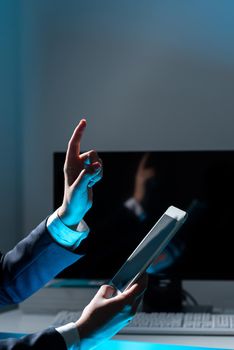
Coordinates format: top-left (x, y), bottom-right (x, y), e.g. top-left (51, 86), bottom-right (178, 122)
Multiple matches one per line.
top-left (111, 214), bottom-right (177, 292)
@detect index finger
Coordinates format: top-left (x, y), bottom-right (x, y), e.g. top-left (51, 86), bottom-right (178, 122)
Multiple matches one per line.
top-left (138, 152), bottom-right (150, 170)
top-left (65, 119), bottom-right (87, 163)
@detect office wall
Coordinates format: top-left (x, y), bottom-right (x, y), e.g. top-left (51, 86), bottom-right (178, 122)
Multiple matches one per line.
top-left (20, 0), bottom-right (234, 234)
top-left (0, 1), bottom-right (22, 252)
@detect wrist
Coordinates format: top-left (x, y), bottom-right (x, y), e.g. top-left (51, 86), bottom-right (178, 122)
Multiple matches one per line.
top-left (76, 320), bottom-right (98, 350)
top-left (58, 205), bottom-right (82, 229)
top-left (133, 191), bottom-right (143, 204)
top-left (76, 324), bottom-right (98, 350)
top-left (56, 322), bottom-right (80, 350)
top-left (76, 320), bottom-right (86, 340)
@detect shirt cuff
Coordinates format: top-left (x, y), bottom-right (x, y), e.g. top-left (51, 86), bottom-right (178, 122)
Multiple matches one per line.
top-left (56, 322), bottom-right (80, 350)
top-left (47, 210), bottom-right (90, 250)
top-left (124, 197), bottom-right (146, 221)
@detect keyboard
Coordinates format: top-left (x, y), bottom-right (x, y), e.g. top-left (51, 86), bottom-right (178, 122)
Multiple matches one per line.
top-left (52, 311), bottom-right (234, 335)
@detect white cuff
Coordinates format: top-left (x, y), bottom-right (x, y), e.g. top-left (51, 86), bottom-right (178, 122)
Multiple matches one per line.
top-left (47, 210), bottom-right (90, 250)
top-left (56, 322), bottom-right (80, 350)
top-left (124, 197), bottom-right (146, 220)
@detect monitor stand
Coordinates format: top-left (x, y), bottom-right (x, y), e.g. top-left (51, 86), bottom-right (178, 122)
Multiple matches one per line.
top-left (142, 275), bottom-right (213, 313)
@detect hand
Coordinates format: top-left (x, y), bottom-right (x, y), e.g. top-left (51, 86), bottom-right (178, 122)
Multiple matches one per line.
top-left (58, 119), bottom-right (102, 228)
top-left (76, 274), bottom-right (148, 350)
top-left (134, 153), bottom-right (155, 204)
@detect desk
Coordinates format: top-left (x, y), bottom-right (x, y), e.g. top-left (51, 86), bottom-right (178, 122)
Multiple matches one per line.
top-left (0, 309), bottom-right (234, 349)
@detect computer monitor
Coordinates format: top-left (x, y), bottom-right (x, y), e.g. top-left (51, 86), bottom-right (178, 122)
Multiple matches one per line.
top-left (53, 151), bottom-right (234, 281)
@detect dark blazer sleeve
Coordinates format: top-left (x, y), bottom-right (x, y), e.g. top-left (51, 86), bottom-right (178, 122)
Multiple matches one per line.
top-left (0, 218), bottom-right (82, 305)
top-left (0, 328), bottom-right (67, 350)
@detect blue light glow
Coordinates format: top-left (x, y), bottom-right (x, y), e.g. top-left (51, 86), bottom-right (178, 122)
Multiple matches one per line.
top-left (99, 340), bottom-right (221, 350)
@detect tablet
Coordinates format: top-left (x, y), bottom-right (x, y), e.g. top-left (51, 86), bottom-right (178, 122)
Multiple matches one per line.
top-left (109, 206), bottom-right (187, 293)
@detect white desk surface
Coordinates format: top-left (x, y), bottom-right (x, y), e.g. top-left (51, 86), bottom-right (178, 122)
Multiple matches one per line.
top-left (0, 309), bottom-right (234, 349)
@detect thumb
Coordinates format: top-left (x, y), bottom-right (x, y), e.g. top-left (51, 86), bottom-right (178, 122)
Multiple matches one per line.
top-left (97, 285), bottom-right (116, 299)
top-left (87, 162), bottom-right (102, 188)
top-left (74, 163), bottom-right (101, 188)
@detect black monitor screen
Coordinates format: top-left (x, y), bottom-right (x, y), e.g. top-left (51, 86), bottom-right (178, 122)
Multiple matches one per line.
top-left (54, 151), bottom-right (234, 281)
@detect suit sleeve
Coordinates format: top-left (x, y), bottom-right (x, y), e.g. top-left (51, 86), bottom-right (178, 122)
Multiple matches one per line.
top-left (0, 328), bottom-right (67, 350)
top-left (0, 219), bottom-right (82, 305)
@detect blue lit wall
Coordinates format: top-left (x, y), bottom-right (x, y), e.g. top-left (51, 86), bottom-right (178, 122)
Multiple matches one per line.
top-left (20, 0), bottom-right (234, 234)
top-left (0, 0), bottom-right (22, 252)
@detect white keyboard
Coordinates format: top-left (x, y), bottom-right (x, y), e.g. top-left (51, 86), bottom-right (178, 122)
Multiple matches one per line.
top-left (52, 311), bottom-right (234, 335)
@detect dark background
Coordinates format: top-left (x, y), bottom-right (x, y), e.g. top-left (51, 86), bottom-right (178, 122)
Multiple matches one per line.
top-left (54, 151), bottom-right (234, 281)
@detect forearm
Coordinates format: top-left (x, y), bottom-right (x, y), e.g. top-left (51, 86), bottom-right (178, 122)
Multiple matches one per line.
top-left (0, 219), bottom-right (81, 305)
